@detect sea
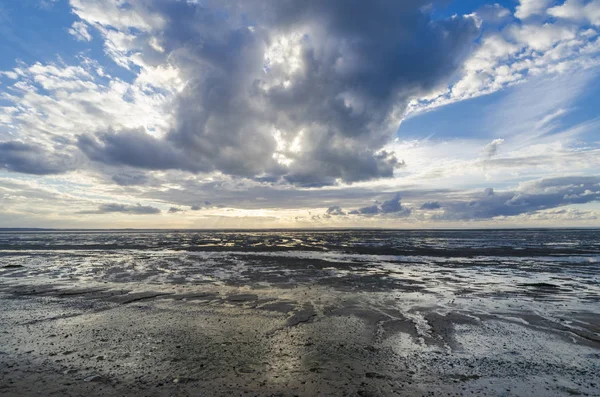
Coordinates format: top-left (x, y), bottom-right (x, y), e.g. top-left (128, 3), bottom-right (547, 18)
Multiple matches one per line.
top-left (1, 229), bottom-right (599, 303)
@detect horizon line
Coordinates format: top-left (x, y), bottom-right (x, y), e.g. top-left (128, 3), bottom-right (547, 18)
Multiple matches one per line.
top-left (1, 227), bottom-right (599, 232)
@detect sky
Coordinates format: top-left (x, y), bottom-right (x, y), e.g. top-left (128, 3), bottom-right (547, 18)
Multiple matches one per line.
top-left (0, 0), bottom-right (599, 229)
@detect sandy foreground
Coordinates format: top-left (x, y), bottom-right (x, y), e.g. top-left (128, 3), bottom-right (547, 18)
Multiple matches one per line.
top-left (1, 277), bottom-right (599, 397)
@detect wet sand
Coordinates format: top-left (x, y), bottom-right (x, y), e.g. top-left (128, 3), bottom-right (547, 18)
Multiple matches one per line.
top-left (1, 280), bottom-right (599, 396)
top-left (1, 230), bottom-right (599, 396)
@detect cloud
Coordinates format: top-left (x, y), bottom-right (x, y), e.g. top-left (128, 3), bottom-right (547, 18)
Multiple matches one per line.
top-left (409, 3), bottom-right (600, 114)
top-left (0, 141), bottom-right (77, 175)
top-left (70, 0), bottom-right (164, 33)
top-left (111, 172), bottom-right (149, 186)
top-left (69, 0), bottom-right (479, 185)
top-left (81, 203), bottom-right (161, 215)
top-left (326, 205), bottom-right (345, 216)
top-left (0, 58), bottom-right (177, 170)
top-left (77, 129), bottom-right (195, 171)
top-left (515, 0), bottom-right (553, 20)
top-left (357, 204), bottom-right (380, 215)
top-left (168, 207), bottom-right (184, 213)
top-left (508, 23), bottom-right (577, 52)
top-left (190, 205), bottom-right (201, 211)
top-left (420, 201), bottom-right (441, 210)
top-left (345, 193), bottom-right (411, 216)
top-left (433, 176), bottom-right (600, 220)
top-left (474, 3), bottom-right (512, 23)
top-left (380, 193), bottom-right (403, 213)
top-left (548, 0), bottom-right (600, 26)
top-left (483, 138), bottom-right (504, 158)
top-left (69, 21), bottom-right (92, 41)
top-left (39, 0), bottom-right (58, 9)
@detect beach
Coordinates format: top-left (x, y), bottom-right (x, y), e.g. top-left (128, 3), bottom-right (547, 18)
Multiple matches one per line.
top-left (1, 230), bottom-right (599, 396)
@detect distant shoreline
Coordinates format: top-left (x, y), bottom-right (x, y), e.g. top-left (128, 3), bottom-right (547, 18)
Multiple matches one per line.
top-left (1, 227), bottom-right (600, 232)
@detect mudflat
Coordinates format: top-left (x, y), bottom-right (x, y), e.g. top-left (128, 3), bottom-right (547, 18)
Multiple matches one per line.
top-left (1, 229), bottom-right (599, 396)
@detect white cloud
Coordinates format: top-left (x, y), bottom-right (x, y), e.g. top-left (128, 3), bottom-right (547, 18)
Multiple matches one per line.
top-left (69, 0), bottom-right (168, 70)
top-left (548, 0), bottom-right (600, 26)
top-left (68, 21), bottom-right (92, 42)
top-left (408, 17), bottom-right (600, 115)
top-left (483, 139), bottom-right (504, 158)
top-left (515, 0), bottom-right (553, 20)
top-left (509, 24), bottom-right (577, 51)
top-left (535, 108), bottom-right (568, 129)
top-left (0, 58), bottom-right (177, 150)
top-left (69, 0), bottom-right (164, 32)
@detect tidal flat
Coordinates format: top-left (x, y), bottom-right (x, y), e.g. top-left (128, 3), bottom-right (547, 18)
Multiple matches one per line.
top-left (1, 229), bottom-right (599, 396)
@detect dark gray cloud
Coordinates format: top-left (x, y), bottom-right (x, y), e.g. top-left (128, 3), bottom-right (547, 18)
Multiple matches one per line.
top-left (78, 129), bottom-right (205, 173)
top-left (190, 205), bottom-right (202, 211)
top-left (483, 187), bottom-right (494, 196)
top-left (326, 205), bottom-right (345, 216)
top-left (79, 0), bottom-right (479, 185)
top-left (80, 203), bottom-right (161, 215)
top-left (111, 172), bottom-right (149, 186)
top-left (345, 193), bottom-right (411, 216)
top-left (168, 207), bottom-right (184, 213)
top-left (420, 201), bottom-right (441, 210)
top-left (357, 204), bottom-right (381, 215)
top-left (434, 176), bottom-right (600, 220)
top-left (0, 141), bottom-right (76, 175)
top-left (380, 193), bottom-right (403, 213)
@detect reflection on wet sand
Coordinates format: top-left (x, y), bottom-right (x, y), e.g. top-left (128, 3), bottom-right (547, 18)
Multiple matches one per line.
top-left (0, 230), bottom-right (599, 396)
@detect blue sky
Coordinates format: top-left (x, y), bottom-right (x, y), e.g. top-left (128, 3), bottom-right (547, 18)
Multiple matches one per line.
top-left (1, 0), bottom-right (599, 228)
top-left (399, 71), bottom-right (600, 141)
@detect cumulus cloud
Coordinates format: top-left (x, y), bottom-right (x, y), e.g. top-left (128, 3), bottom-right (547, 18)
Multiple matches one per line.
top-left (515, 0), bottom-right (553, 20)
top-left (474, 3), bottom-right (512, 24)
top-left (508, 24), bottom-right (577, 51)
top-left (380, 193), bottom-right (404, 213)
top-left (344, 193), bottom-right (411, 216)
top-left (77, 129), bottom-right (204, 172)
top-left (0, 58), bottom-right (176, 179)
top-left (356, 205), bottom-right (381, 215)
top-left (483, 139), bottom-right (504, 158)
top-left (420, 201), bottom-right (441, 210)
top-left (111, 172), bottom-right (149, 186)
top-left (168, 207), bottom-right (184, 213)
top-left (81, 203), bottom-right (161, 215)
top-left (69, 0), bottom-right (479, 185)
top-left (433, 176), bottom-right (600, 220)
top-left (326, 206), bottom-right (345, 216)
top-left (410, 1), bottom-right (600, 114)
top-left (548, 0), bottom-right (600, 26)
top-left (0, 141), bottom-right (77, 175)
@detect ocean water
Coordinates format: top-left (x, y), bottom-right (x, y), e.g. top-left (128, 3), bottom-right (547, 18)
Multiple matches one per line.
top-left (1, 229), bottom-right (599, 304)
